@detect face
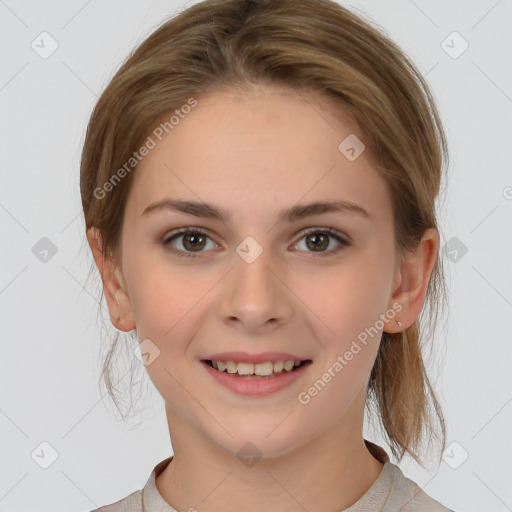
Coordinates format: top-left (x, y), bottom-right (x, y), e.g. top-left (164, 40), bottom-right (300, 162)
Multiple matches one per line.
top-left (104, 84), bottom-right (405, 459)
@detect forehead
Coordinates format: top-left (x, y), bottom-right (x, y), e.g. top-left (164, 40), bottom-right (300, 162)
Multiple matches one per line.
top-left (126, 85), bottom-right (392, 226)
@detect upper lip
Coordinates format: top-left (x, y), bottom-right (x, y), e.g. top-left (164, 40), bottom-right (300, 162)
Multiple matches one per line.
top-left (202, 351), bottom-right (311, 364)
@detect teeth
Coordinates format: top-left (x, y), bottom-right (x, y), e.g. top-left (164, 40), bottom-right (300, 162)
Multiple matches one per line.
top-left (226, 361), bottom-right (238, 374)
top-left (210, 359), bottom-right (304, 376)
top-left (283, 360), bottom-right (295, 371)
top-left (255, 362), bottom-right (274, 376)
top-left (273, 360), bottom-right (284, 373)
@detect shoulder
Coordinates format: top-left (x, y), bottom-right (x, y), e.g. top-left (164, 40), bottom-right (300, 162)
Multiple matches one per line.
top-left (86, 456), bottom-right (173, 512)
top-left (384, 462), bottom-right (455, 512)
top-left (88, 489), bottom-right (141, 512)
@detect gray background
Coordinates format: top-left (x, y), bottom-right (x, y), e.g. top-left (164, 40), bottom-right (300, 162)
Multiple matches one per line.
top-left (1, 1), bottom-right (511, 511)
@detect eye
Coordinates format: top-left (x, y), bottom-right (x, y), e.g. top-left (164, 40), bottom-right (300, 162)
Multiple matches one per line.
top-left (293, 228), bottom-right (350, 256)
top-left (162, 228), bottom-right (219, 257)
top-left (162, 227), bottom-right (351, 258)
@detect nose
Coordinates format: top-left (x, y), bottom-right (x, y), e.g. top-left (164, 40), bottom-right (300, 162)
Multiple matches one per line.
top-left (217, 247), bottom-right (293, 333)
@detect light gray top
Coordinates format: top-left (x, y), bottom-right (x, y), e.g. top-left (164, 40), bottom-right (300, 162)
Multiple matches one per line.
top-left (90, 440), bottom-right (454, 512)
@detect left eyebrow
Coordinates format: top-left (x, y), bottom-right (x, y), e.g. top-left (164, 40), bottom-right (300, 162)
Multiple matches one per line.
top-left (141, 198), bottom-right (372, 222)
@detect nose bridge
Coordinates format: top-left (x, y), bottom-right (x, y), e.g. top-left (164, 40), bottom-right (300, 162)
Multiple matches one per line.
top-left (219, 240), bottom-right (292, 331)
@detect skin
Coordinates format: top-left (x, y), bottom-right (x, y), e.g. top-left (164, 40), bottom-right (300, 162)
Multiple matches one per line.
top-left (87, 83), bottom-right (438, 511)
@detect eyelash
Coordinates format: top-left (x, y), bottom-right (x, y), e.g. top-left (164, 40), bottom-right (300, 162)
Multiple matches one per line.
top-left (162, 227), bottom-right (351, 258)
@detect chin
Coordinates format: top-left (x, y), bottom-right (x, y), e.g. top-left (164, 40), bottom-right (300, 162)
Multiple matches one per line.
top-left (209, 421), bottom-right (305, 463)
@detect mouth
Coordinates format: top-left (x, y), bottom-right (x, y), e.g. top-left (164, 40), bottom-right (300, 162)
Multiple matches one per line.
top-left (202, 359), bottom-right (313, 379)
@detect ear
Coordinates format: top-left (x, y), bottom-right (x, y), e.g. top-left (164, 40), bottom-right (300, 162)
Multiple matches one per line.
top-left (86, 227), bottom-right (136, 332)
top-left (386, 227), bottom-right (439, 333)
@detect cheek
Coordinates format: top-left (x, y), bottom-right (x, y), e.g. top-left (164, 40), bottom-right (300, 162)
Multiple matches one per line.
top-left (294, 262), bottom-right (388, 416)
top-left (298, 257), bottom-right (391, 340)
top-left (130, 267), bottom-right (209, 342)
top-left (127, 262), bottom-right (211, 408)
top-left (293, 258), bottom-right (392, 404)
top-left (125, 255), bottom-right (227, 391)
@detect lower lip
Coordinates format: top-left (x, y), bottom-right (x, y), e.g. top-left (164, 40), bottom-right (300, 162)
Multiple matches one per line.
top-left (201, 361), bottom-right (311, 397)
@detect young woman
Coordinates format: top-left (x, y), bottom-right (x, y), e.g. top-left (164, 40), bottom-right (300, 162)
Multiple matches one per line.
top-left (82, 0), bottom-right (454, 510)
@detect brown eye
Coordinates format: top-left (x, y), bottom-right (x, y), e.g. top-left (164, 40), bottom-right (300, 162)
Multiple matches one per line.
top-left (181, 232), bottom-right (207, 251)
top-left (305, 232), bottom-right (329, 252)
top-left (294, 228), bottom-right (350, 256)
top-left (162, 229), bottom-right (218, 257)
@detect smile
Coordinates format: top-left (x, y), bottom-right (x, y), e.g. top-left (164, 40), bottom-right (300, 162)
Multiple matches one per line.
top-left (205, 359), bottom-right (311, 378)
top-left (201, 359), bottom-right (312, 397)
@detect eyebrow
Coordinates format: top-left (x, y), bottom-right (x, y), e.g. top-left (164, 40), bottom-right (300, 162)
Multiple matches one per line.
top-left (142, 198), bottom-right (372, 222)
top-left (142, 198), bottom-right (371, 223)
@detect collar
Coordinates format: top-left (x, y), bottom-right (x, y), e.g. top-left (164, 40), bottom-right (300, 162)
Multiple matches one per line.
top-left (141, 439), bottom-right (392, 511)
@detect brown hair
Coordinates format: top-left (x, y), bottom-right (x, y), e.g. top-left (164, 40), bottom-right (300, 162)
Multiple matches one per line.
top-left (80, 0), bottom-right (449, 467)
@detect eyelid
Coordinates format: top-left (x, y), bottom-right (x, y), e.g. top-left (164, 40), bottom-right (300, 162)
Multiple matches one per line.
top-left (294, 226), bottom-right (350, 244)
top-left (162, 226), bottom-right (217, 244)
top-left (162, 227), bottom-right (221, 255)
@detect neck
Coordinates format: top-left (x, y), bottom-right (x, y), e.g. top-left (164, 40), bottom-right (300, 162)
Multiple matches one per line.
top-left (155, 408), bottom-right (384, 512)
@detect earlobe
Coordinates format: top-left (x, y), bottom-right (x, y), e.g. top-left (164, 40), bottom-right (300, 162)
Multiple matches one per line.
top-left (86, 227), bottom-right (136, 332)
top-left (387, 228), bottom-right (439, 333)
top-left (107, 267), bottom-right (136, 332)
